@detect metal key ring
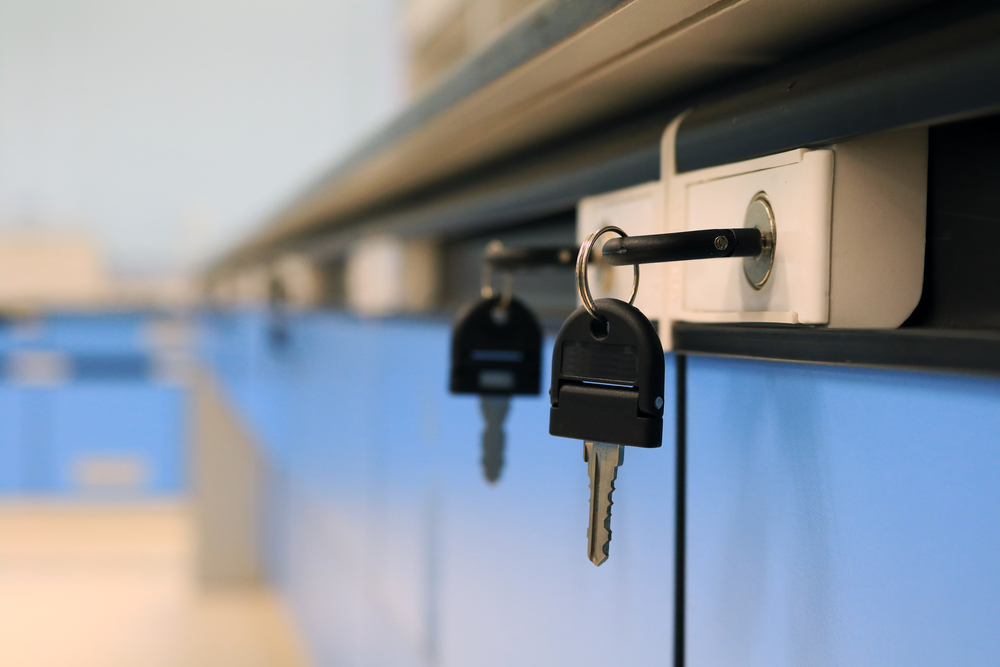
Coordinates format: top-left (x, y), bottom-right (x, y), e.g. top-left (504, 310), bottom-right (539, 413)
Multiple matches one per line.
top-left (576, 225), bottom-right (639, 319)
top-left (481, 240), bottom-right (514, 313)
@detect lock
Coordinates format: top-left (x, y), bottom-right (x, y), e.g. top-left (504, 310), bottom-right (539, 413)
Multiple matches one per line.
top-left (742, 192), bottom-right (776, 290)
top-left (656, 115), bottom-right (928, 341)
top-left (600, 193), bottom-right (777, 294)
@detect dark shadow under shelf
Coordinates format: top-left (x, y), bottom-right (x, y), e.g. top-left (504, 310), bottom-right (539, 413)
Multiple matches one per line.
top-left (671, 322), bottom-right (1000, 376)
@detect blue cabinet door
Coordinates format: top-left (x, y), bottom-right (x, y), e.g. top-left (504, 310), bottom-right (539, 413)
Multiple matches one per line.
top-left (686, 357), bottom-right (1000, 667)
top-left (209, 313), bottom-right (680, 667)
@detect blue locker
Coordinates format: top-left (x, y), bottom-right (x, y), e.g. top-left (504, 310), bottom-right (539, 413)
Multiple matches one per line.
top-left (205, 312), bottom-right (680, 667)
top-left (686, 357), bottom-right (1000, 666)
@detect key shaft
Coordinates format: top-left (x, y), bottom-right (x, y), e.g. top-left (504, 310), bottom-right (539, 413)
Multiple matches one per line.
top-left (584, 441), bottom-right (624, 566)
top-left (479, 395), bottom-right (510, 483)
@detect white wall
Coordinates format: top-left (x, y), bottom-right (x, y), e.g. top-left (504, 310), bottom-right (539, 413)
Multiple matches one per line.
top-left (0, 0), bottom-right (404, 274)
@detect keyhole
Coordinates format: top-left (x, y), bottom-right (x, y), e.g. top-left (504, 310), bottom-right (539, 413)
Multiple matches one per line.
top-left (589, 317), bottom-right (610, 340)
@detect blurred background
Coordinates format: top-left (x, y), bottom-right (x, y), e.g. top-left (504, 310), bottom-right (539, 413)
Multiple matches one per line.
top-left (4, 1), bottom-right (1000, 666)
top-left (0, 1), bottom-right (545, 664)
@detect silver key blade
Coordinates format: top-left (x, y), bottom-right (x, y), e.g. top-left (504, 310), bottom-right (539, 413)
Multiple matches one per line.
top-left (479, 395), bottom-right (510, 484)
top-left (584, 441), bottom-right (624, 566)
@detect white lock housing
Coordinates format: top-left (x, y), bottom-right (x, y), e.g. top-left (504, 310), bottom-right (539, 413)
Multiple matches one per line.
top-left (577, 181), bottom-right (665, 323)
top-left (577, 118), bottom-right (928, 351)
top-left (660, 117), bottom-right (928, 348)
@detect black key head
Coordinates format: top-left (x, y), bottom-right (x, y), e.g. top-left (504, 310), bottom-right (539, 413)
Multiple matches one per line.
top-left (450, 296), bottom-right (542, 395)
top-left (549, 298), bottom-right (664, 448)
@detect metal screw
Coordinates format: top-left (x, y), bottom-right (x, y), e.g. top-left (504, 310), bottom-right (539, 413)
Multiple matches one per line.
top-left (714, 235), bottom-right (729, 251)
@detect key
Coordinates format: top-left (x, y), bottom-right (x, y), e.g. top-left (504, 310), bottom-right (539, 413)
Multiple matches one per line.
top-left (451, 295), bottom-right (542, 483)
top-left (549, 297), bottom-right (664, 565)
top-left (584, 441), bottom-right (623, 566)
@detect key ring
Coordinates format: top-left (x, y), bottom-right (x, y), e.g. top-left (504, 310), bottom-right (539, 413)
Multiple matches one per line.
top-left (576, 225), bottom-right (639, 319)
top-left (481, 240), bottom-right (514, 313)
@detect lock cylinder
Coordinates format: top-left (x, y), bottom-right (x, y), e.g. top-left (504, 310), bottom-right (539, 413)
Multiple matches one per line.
top-left (742, 192), bottom-right (776, 289)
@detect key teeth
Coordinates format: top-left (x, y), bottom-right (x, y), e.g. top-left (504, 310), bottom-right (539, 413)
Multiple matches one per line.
top-left (594, 477), bottom-right (616, 566)
top-left (587, 452), bottom-right (618, 567)
top-left (589, 529), bottom-right (611, 566)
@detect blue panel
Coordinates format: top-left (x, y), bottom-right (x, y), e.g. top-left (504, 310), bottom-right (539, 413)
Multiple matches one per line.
top-left (47, 384), bottom-right (186, 495)
top-left (686, 357), bottom-right (1000, 667)
top-left (0, 389), bottom-right (60, 494)
top-left (0, 314), bottom-right (187, 497)
top-left (0, 387), bottom-right (28, 492)
top-left (202, 310), bottom-right (294, 455)
top-left (0, 313), bottom-right (150, 354)
top-left (204, 311), bottom-right (677, 667)
top-left (71, 354), bottom-right (152, 381)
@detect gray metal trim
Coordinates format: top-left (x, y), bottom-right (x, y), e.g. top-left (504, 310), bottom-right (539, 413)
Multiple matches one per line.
top-left (675, 1), bottom-right (1000, 172)
top-left (297, 139), bottom-right (660, 261)
top-left (672, 322), bottom-right (1000, 377)
top-left (296, 0), bottom-right (631, 206)
top-left (216, 0), bottom-right (1000, 277)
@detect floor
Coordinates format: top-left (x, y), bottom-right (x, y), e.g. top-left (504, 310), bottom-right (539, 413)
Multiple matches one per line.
top-left (0, 502), bottom-right (310, 667)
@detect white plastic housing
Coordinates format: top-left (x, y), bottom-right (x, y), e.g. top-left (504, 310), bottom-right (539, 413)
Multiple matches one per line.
top-left (680, 148), bottom-right (835, 325)
top-left (346, 235), bottom-right (440, 317)
top-left (577, 181), bottom-right (665, 324)
top-left (658, 117), bottom-right (928, 348)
